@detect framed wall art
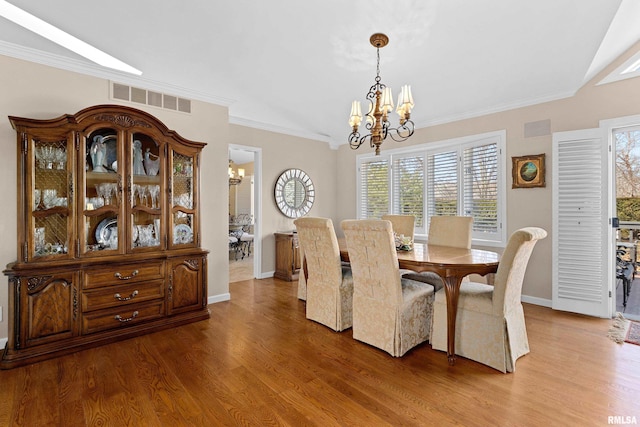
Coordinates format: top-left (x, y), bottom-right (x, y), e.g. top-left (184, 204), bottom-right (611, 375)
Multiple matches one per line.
top-left (512, 154), bottom-right (545, 188)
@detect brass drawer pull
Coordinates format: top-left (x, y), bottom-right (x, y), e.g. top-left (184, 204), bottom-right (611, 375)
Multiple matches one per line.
top-left (114, 311), bottom-right (139, 323)
top-left (114, 290), bottom-right (139, 301)
top-left (114, 270), bottom-right (139, 280)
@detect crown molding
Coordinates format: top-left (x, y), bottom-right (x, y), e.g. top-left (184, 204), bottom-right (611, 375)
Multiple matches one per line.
top-left (414, 90), bottom-right (576, 129)
top-left (228, 115), bottom-right (334, 146)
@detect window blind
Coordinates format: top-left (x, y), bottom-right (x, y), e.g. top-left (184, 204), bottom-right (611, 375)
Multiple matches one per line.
top-left (392, 154), bottom-right (425, 229)
top-left (463, 143), bottom-right (498, 234)
top-left (358, 157), bottom-right (389, 219)
top-left (427, 150), bottom-right (458, 219)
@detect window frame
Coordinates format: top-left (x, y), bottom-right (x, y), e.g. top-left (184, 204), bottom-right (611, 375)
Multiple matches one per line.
top-left (356, 130), bottom-right (506, 246)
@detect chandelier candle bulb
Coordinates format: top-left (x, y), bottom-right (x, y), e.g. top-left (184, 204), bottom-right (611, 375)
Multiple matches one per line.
top-left (381, 87), bottom-right (394, 114)
top-left (349, 101), bottom-right (362, 128)
top-left (347, 33), bottom-right (416, 155)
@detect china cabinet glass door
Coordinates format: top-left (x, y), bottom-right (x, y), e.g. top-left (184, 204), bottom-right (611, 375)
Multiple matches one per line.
top-left (29, 134), bottom-right (74, 260)
top-left (80, 128), bottom-right (121, 255)
top-left (170, 150), bottom-right (196, 247)
top-left (129, 132), bottom-right (163, 250)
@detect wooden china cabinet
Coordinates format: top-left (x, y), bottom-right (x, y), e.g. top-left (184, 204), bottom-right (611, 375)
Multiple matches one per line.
top-left (2, 104), bottom-right (209, 369)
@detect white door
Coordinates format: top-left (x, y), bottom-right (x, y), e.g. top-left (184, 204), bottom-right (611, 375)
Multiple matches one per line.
top-left (552, 128), bottom-right (613, 318)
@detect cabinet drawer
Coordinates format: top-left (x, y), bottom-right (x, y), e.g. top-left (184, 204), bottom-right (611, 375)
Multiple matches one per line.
top-left (83, 261), bottom-right (165, 289)
top-left (82, 280), bottom-right (165, 312)
top-left (81, 300), bottom-right (165, 335)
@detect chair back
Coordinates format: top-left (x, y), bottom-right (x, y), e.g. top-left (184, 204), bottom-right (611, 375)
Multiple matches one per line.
top-left (294, 217), bottom-right (343, 287)
top-left (492, 227), bottom-right (547, 315)
top-left (381, 214), bottom-right (415, 240)
top-left (427, 216), bottom-right (473, 249)
top-left (341, 219), bottom-right (402, 304)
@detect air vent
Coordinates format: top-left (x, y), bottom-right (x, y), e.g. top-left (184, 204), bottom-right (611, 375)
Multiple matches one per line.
top-left (111, 82), bottom-right (191, 113)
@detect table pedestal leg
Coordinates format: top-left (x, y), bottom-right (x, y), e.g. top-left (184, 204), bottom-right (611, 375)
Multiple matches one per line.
top-left (442, 274), bottom-right (463, 366)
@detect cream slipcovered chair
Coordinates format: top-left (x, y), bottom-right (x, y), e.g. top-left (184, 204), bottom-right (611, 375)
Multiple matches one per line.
top-left (294, 217), bottom-right (353, 331)
top-left (341, 219), bottom-right (435, 356)
top-left (431, 227), bottom-right (547, 372)
top-left (381, 214), bottom-right (415, 241)
top-left (403, 216), bottom-right (473, 289)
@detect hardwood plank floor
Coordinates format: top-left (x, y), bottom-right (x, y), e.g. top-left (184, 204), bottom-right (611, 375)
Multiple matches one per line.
top-left (1, 277), bottom-right (639, 426)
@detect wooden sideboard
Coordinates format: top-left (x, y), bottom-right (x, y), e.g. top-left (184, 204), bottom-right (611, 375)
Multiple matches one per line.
top-left (274, 232), bottom-right (300, 281)
top-left (3, 105), bottom-right (209, 369)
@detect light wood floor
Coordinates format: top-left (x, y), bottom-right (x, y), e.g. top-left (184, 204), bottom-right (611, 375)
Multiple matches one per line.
top-left (229, 253), bottom-right (254, 283)
top-left (1, 277), bottom-right (639, 426)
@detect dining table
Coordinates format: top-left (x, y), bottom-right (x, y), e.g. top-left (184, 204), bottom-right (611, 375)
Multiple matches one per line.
top-left (338, 238), bottom-right (500, 365)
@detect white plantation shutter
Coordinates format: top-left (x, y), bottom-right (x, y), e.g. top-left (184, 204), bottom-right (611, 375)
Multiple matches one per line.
top-left (463, 142), bottom-right (499, 240)
top-left (392, 154), bottom-right (425, 232)
top-left (358, 156), bottom-right (389, 219)
top-left (355, 130), bottom-right (505, 244)
top-left (427, 150), bottom-right (458, 229)
top-left (552, 128), bottom-right (611, 318)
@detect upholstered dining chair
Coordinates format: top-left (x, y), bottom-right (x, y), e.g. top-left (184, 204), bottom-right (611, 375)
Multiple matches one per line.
top-left (381, 214), bottom-right (415, 241)
top-left (341, 219), bottom-right (435, 356)
top-left (294, 217), bottom-right (353, 331)
top-left (430, 227), bottom-right (547, 373)
top-left (403, 215), bottom-right (473, 290)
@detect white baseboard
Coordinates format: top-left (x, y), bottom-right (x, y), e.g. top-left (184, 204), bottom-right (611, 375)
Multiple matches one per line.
top-left (521, 294), bottom-right (552, 308)
top-left (208, 293), bottom-right (230, 305)
top-left (259, 270), bottom-right (275, 279)
top-left (0, 337), bottom-right (6, 348)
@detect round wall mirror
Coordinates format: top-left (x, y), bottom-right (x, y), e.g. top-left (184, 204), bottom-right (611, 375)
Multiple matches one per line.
top-left (274, 168), bottom-right (315, 218)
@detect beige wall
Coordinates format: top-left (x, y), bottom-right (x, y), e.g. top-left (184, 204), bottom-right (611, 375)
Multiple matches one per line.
top-left (228, 125), bottom-right (338, 275)
top-left (0, 55), bottom-right (339, 341)
top-left (335, 41), bottom-right (640, 302)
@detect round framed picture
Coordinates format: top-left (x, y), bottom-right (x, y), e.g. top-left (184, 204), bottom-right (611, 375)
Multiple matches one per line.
top-left (512, 154), bottom-right (545, 188)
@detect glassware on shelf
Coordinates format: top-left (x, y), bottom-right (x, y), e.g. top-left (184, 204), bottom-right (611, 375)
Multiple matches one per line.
top-left (42, 189), bottom-right (57, 209)
top-left (148, 185), bottom-right (160, 209)
top-left (54, 148), bottom-right (66, 170)
top-left (34, 189), bottom-right (41, 210)
top-left (34, 227), bottom-right (45, 252)
top-left (136, 184), bottom-right (148, 207)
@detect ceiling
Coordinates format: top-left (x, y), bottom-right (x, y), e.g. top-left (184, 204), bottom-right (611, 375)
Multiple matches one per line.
top-left (2, 0), bottom-right (640, 150)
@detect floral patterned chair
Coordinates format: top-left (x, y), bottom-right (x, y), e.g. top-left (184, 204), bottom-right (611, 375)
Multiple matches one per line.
top-left (294, 217), bottom-right (354, 331)
top-left (341, 219), bottom-right (435, 356)
top-left (403, 215), bottom-right (473, 290)
top-left (381, 214), bottom-right (415, 241)
top-left (430, 227), bottom-right (547, 372)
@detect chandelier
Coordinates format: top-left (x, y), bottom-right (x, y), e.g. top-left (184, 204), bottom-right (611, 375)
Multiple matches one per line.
top-left (348, 33), bottom-right (415, 155)
top-left (229, 160), bottom-right (245, 186)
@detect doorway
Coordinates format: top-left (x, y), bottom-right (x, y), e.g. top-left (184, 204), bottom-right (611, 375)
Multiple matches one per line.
top-left (228, 145), bottom-right (262, 282)
top-left (614, 126), bottom-right (640, 320)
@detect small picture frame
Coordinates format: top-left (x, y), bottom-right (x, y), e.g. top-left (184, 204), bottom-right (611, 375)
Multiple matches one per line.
top-left (512, 154), bottom-right (545, 188)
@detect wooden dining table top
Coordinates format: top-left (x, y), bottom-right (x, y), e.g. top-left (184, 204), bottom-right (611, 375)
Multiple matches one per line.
top-left (337, 238), bottom-right (500, 274)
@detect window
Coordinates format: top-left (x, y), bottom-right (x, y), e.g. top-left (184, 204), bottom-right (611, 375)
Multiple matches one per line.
top-left (356, 131), bottom-right (506, 245)
top-left (393, 154), bottom-right (425, 229)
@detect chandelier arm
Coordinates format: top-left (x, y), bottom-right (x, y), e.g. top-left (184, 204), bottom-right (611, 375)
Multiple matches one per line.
top-left (386, 120), bottom-right (415, 142)
top-left (349, 131), bottom-right (366, 150)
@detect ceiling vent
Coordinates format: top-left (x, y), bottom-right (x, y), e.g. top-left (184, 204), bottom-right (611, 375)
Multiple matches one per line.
top-left (111, 82), bottom-right (191, 113)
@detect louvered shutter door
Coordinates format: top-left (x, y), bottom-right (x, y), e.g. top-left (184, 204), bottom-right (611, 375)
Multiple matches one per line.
top-left (358, 157), bottom-right (389, 219)
top-left (552, 128), bottom-right (612, 318)
top-left (392, 154), bottom-right (425, 232)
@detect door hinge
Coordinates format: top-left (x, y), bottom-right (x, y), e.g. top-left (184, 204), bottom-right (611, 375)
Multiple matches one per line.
top-left (609, 291), bottom-right (612, 298)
